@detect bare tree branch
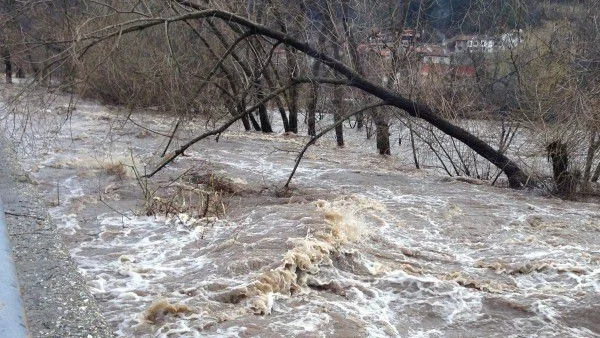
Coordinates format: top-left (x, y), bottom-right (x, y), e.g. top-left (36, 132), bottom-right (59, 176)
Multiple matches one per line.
top-left (76, 8), bottom-right (533, 187)
top-left (284, 102), bottom-right (388, 188)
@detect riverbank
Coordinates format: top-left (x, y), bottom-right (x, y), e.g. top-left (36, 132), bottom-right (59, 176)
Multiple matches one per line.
top-left (1, 83), bottom-right (599, 337)
top-left (0, 132), bottom-right (113, 338)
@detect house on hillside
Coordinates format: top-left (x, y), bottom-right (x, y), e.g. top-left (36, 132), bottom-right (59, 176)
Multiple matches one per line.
top-left (416, 44), bottom-right (475, 78)
top-left (400, 29), bottom-right (421, 47)
top-left (446, 34), bottom-right (496, 53)
top-left (367, 31), bottom-right (392, 44)
top-left (408, 30), bottom-right (526, 78)
top-left (356, 29), bottom-right (395, 58)
top-left (357, 41), bottom-right (393, 58)
top-left (444, 30), bottom-right (524, 53)
top-left (498, 30), bottom-right (523, 49)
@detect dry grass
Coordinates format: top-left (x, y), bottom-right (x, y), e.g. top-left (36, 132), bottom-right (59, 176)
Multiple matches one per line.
top-left (103, 162), bottom-right (128, 179)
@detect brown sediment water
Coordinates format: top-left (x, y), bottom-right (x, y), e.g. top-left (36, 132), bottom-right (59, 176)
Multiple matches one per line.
top-left (1, 90), bottom-right (599, 338)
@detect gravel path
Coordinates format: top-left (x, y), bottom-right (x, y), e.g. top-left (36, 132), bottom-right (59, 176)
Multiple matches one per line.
top-left (0, 134), bottom-right (113, 338)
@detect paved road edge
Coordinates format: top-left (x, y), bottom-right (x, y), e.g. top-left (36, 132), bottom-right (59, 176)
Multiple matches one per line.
top-left (0, 192), bottom-right (28, 337)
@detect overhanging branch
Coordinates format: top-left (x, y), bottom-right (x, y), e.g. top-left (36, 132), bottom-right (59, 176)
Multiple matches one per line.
top-left (145, 80), bottom-right (304, 178)
top-left (77, 7), bottom-right (533, 188)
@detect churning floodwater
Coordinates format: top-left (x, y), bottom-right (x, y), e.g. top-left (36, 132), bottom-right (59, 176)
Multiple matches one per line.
top-left (1, 88), bottom-right (599, 337)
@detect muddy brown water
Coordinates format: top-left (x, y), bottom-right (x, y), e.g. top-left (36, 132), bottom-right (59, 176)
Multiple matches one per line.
top-left (1, 89), bottom-right (599, 337)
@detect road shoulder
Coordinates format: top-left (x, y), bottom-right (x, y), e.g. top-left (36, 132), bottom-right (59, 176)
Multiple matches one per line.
top-left (0, 134), bottom-right (113, 338)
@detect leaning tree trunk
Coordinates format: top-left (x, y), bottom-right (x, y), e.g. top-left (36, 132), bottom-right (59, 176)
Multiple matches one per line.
top-left (249, 112), bottom-right (261, 131)
top-left (88, 7), bottom-right (534, 189)
top-left (238, 102), bottom-right (252, 131)
top-left (592, 161), bottom-right (600, 182)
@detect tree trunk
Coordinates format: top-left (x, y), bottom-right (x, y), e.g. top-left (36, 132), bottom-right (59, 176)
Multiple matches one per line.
top-left (240, 114), bottom-right (251, 131)
top-left (365, 114), bottom-right (373, 139)
top-left (249, 112), bottom-right (261, 131)
top-left (288, 83), bottom-right (299, 133)
top-left (263, 72), bottom-right (289, 132)
top-left (90, 8), bottom-right (535, 188)
top-left (256, 80), bottom-right (273, 133)
top-left (332, 38), bottom-right (344, 147)
top-left (258, 103), bottom-right (273, 133)
top-left (409, 122), bottom-right (420, 169)
top-left (341, 3), bottom-right (364, 131)
top-left (277, 104), bottom-right (290, 132)
top-left (582, 130), bottom-right (599, 186)
top-left (27, 51), bottom-right (39, 77)
top-left (376, 49), bottom-right (401, 157)
top-left (306, 33), bottom-right (326, 137)
top-left (3, 49), bottom-right (12, 84)
top-left (592, 161), bottom-right (600, 182)
top-left (239, 102), bottom-right (251, 131)
top-left (252, 72), bottom-right (273, 133)
top-left (272, 5), bottom-right (300, 135)
top-left (547, 141), bottom-right (577, 196)
top-left (40, 47), bottom-right (51, 85)
top-left (374, 109), bottom-right (390, 155)
top-left (286, 47), bottom-right (299, 133)
top-left (307, 81), bottom-right (318, 137)
top-left (332, 90), bottom-right (344, 146)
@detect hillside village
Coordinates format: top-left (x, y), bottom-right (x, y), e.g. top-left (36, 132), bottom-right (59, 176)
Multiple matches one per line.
top-left (358, 29), bottom-right (524, 77)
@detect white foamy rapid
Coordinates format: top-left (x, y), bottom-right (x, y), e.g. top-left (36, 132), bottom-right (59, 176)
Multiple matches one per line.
top-left (1, 88), bottom-right (599, 337)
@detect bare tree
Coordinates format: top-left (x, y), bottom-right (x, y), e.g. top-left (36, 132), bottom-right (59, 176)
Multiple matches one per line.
top-left (27, 0), bottom-right (600, 192)
top-left (66, 4), bottom-right (535, 187)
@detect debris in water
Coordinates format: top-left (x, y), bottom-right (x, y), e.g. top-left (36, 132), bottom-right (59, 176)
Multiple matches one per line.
top-left (144, 299), bottom-right (193, 324)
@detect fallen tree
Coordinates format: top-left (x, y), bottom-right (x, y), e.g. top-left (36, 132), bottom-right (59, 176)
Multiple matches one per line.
top-left (74, 6), bottom-right (533, 188)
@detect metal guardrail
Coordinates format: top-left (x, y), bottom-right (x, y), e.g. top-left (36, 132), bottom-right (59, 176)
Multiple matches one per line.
top-left (0, 198), bottom-right (29, 337)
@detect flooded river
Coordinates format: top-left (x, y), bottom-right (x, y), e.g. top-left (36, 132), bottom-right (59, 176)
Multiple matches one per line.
top-left (1, 88), bottom-right (599, 337)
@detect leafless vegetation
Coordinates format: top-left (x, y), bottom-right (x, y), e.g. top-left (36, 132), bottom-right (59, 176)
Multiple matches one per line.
top-left (1, 0), bottom-right (598, 198)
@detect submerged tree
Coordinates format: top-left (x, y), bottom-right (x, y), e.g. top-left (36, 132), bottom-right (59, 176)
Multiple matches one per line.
top-left (64, 2), bottom-right (534, 188)
top-left (14, 0), bottom-right (600, 193)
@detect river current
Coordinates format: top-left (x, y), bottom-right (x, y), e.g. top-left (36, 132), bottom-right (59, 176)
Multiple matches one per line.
top-left (1, 88), bottom-right (599, 337)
